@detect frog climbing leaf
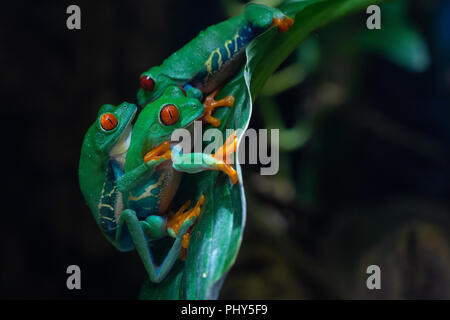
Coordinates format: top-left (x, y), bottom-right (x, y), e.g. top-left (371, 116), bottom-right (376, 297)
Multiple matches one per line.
top-left (141, 0), bottom-right (386, 300)
top-left (81, 0), bottom-right (386, 300)
top-left (139, 72), bottom-right (250, 300)
top-left (136, 3), bottom-right (294, 107)
top-left (80, 85), bottom-right (240, 284)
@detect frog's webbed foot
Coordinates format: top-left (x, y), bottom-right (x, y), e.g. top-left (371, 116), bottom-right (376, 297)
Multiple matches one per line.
top-left (212, 131), bottom-right (238, 184)
top-left (170, 131), bottom-right (239, 184)
top-left (201, 90), bottom-right (234, 127)
top-left (167, 195), bottom-right (205, 260)
top-left (144, 140), bottom-right (172, 164)
top-left (272, 16), bottom-right (294, 33)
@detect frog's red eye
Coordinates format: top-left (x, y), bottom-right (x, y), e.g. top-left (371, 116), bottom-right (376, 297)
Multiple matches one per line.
top-left (160, 104), bottom-right (179, 126)
top-left (100, 113), bottom-right (118, 131)
top-left (140, 75), bottom-right (155, 91)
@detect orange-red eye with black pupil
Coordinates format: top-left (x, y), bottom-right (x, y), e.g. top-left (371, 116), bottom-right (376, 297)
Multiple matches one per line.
top-left (160, 105), bottom-right (179, 126)
top-left (100, 113), bottom-right (118, 131)
top-left (140, 75), bottom-right (154, 91)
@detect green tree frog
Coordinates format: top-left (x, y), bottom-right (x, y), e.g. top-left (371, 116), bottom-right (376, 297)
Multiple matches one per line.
top-left (79, 102), bottom-right (137, 248)
top-left (79, 101), bottom-right (199, 282)
top-left (79, 86), bottom-right (237, 283)
top-left (117, 86), bottom-right (238, 265)
top-left (137, 3), bottom-right (294, 107)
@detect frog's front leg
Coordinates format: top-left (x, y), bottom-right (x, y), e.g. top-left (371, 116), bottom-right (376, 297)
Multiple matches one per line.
top-left (172, 131), bottom-right (238, 184)
top-left (117, 208), bottom-right (196, 283)
top-left (201, 90), bottom-right (235, 127)
top-left (117, 141), bottom-right (171, 193)
top-left (143, 140), bottom-right (172, 163)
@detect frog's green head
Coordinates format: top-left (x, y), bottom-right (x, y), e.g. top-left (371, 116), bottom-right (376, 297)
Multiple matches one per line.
top-left (126, 85), bottom-right (204, 171)
top-left (89, 102), bottom-right (137, 154)
top-left (137, 66), bottom-right (176, 106)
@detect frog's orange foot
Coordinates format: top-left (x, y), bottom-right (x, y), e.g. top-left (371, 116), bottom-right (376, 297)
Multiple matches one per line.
top-left (179, 233), bottom-right (190, 261)
top-left (202, 90), bottom-right (235, 127)
top-left (216, 163), bottom-right (238, 185)
top-left (144, 140), bottom-right (172, 163)
top-left (272, 16), bottom-right (294, 33)
top-left (167, 195), bottom-right (205, 260)
top-left (213, 131), bottom-right (238, 185)
top-left (167, 195), bottom-right (205, 236)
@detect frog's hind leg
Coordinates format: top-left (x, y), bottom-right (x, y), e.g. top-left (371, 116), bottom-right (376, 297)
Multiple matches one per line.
top-left (245, 3), bottom-right (294, 33)
top-left (167, 195), bottom-right (205, 237)
top-left (117, 209), bottom-right (195, 283)
top-left (201, 90), bottom-right (235, 127)
top-left (144, 140), bottom-right (172, 163)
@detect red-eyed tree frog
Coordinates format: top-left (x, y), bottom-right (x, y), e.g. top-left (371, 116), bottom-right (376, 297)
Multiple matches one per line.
top-left (117, 86), bottom-right (238, 265)
top-left (79, 102), bottom-right (137, 248)
top-left (137, 3), bottom-right (294, 107)
top-left (79, 86), bottom-right (237, 283)
top-left (79, 101), bottom-right (199, 282)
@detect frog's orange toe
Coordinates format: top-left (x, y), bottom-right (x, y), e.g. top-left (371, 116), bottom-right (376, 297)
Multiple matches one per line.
top-left (220, 163), bottom-right (238, 185)
top-left (228, 168), bottom-right (238, 185)
top-left (167, 195), bottom-right (205, 236)
top-left (182, 233), bottom-right (190, 249)
top-left (202, 90), bottom-right (235, 127)
top-left (179, 233), bottom-right (190, 260)
top-left (144, 140), bottom-right (172, 163)
top-left (213, 131), bottom-right (237, 164)
top-left (212, 131), bottom-right (239, 185)
top-left (168, 195), bottom-right (205, 260)
top-left (272, 16), bottom-right (294, 33)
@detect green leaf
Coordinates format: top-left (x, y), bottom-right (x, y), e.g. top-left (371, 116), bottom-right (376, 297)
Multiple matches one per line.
top-left (360, 23), bottom-right (430, 72)
top-left (139, 0), bottom-right (386, 300)
top-left (248, 0), bottom-right (389, 98)
top-left (139, 76), bottom-right (249, 300)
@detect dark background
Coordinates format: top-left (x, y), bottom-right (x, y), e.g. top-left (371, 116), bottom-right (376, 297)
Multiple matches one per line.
top-left (1, 0), bottom-right (449, 299)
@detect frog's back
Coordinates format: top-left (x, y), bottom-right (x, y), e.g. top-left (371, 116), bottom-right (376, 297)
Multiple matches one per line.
top-left (79, 130), bottom-right (106, 213)
top-left (160, 15), bottom-right (260, 89)
top-left (79, 134), bottom-right (124, 242)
